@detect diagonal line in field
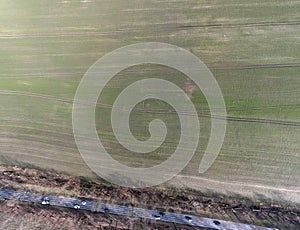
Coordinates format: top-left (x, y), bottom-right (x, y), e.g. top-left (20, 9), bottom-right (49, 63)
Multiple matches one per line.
top-left (1, 90), bottom-right (300, 127)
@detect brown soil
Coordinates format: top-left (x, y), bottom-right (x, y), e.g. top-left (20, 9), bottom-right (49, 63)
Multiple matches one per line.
top-left (0, 165), bottom-right (299, 229)
top-left (184, 78), bottom-right (197, 98)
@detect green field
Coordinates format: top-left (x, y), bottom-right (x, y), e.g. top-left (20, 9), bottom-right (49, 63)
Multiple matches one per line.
top-left (0, 0), bottom-right (300, 204)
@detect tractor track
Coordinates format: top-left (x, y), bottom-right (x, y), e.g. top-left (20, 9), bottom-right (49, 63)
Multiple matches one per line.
top-left (0, 62), bottom-right (300, 80)
top-left (177, 20), bottom-right (300, 30)
top-left (0, 19), bottom-right (300, 40)
top-left (1, 90), bottom-right (300, 127)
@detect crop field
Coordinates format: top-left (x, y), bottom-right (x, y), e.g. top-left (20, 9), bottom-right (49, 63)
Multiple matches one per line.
top-left (0, 0), bottom-right (300, 205)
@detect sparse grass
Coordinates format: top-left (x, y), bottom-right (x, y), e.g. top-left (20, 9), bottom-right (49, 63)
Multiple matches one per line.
top-left (0, 0), bottom-right (299, 206)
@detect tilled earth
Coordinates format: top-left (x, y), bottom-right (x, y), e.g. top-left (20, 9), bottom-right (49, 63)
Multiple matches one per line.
top-left (0, 165), bottom-right (299, 229)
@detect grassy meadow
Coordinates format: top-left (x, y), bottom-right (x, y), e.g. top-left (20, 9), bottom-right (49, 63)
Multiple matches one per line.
top-left (0, 0), bottom-right (300, 203)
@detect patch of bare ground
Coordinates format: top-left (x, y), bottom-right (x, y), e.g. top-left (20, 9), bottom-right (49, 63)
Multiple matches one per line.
top-left (184, 78), bottom-right (197, 99)
top-left (0, 165), bottom-right (299, 229)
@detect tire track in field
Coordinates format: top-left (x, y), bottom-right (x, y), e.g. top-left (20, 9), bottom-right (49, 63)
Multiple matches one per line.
top-left (0, 20), bottom-right (300, 40)
top-left (139, 109), bottom-right (300, 127)
top-left (210, 63), bottom-right (300, 70)
top-left (0, 90), bottom-right (74, 104)
top-left (1, 90), bottom-right (300, 127)
top-left (199, 103), bottom-right (300, 112)
top-left (0, 72), bottom-right (83, 78)
top-left (1, 62), bottom-right (300, 80)
top-left (177, 20), bottom-right (300, 30)
top-left (0, 30), bottom-right (137, 39)
top-left (174, 175), bottom-right (300, 199)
